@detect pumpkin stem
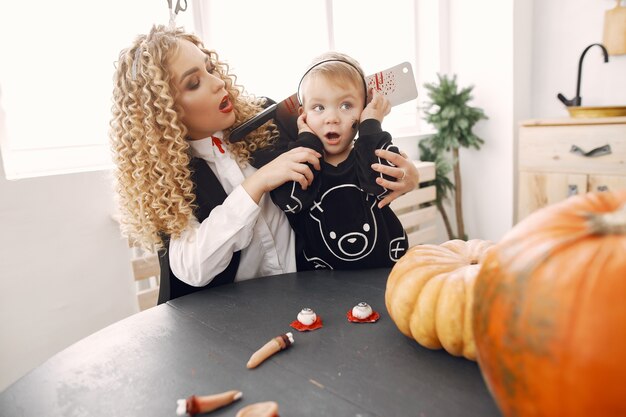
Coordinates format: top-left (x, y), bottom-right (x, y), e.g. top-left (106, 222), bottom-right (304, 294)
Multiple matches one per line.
top-left (586, 204), bottom-right (626, 235)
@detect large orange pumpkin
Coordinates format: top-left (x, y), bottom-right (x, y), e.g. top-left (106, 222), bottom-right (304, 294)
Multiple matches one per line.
top-left (385, 239), bottom-right (494, 360)
top-left (473, 191), bottom-right (626, 417)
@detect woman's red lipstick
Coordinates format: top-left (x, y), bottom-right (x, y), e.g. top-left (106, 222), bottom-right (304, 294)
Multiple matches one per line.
top-left (219, 95), bottom-right (233, 113)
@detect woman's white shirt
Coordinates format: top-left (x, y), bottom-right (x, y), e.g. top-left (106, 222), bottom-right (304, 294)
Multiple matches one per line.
top-left (168, 132), bottom-right (296, 286)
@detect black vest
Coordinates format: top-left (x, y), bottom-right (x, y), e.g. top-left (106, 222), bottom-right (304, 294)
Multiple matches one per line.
top-left (157, 98), bottom-right (295, 303)
top-left (157, 157), bottom-right (241, 304)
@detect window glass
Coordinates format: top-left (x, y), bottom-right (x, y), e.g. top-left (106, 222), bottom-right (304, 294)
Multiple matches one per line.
top-left (333, 0), bottom-right (418, 133)
top-left (0, 1), bottom-right (195, 151)
top-left (205, 1), bottom-right (328, 101)
top-left (203, 0), bottom-right (433, 136)
top-left (0, 0), bottom-right (439, 178)
top-left (333, 0), bottom-right (416, 71)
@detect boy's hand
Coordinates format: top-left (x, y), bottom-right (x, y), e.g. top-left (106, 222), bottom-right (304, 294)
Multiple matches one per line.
top-left (361, 89), bottom-right (391, 123)
top-left (297, 112), bottom-right (314, 135)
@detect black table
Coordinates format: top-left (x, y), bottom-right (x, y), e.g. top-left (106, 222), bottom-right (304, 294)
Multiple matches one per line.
top-left (0, 269), bottom-right (501, 417)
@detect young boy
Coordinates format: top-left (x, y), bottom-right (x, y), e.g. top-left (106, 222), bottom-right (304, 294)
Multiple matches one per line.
top-left (271, 52), bottom-right (408, 270)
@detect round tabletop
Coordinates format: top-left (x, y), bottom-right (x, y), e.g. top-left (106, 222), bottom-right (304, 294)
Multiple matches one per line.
top-left (0, 268), bottom-right (501, 417)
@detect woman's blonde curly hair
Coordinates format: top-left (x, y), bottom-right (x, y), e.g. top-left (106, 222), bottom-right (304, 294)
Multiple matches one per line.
top-left (110, 25), bottom-right (277, 251)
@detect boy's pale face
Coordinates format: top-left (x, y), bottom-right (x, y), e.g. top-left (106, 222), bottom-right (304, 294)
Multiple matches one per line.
top-left (301, 75), bottom-right (364, 165)
top-left (168, 40), bottom-right (236, 140)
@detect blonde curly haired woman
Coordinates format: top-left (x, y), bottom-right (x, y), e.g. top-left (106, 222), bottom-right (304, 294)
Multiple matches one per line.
top-left (110, 25), bottom-right (419, 303)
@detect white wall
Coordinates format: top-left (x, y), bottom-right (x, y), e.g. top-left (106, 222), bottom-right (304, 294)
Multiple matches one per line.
top-left (443, 0), bottom-right (525, 242)
top-left (0, 104), bottom-right (137, 390)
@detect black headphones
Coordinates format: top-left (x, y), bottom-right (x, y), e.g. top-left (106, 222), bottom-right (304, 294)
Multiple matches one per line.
top-left (296, 59), bottom-right (369, 109)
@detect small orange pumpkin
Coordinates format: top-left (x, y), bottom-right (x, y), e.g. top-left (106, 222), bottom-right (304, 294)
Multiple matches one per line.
top-left (385, 239), bottom-right (494, 360)
top-left (473, 191), bottom-right (626, 417)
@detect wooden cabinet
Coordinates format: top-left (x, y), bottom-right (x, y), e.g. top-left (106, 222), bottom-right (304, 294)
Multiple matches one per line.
top-left (516, 116), bottom-right (626, 222)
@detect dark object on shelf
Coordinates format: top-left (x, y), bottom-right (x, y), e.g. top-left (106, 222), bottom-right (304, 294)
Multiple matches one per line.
top-left (557, 43), bottom-right (609, 107)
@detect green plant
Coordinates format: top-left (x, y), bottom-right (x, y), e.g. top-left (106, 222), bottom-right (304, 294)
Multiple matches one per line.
top-left (418, 141), bottom-right (455, 239)
top-left (421, 74), bottom-right (487, 240)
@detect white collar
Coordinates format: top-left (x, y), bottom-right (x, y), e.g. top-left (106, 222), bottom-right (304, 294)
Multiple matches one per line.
top-left (188, 131), bottom-right (227, 161)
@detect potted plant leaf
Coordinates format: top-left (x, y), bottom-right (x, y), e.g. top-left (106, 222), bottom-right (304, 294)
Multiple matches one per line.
top-left (420, 74), bottom-right (488, 240)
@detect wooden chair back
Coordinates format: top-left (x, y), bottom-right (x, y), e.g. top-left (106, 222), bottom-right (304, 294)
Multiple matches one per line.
top-left (390, 161), bottom-right (438, 247)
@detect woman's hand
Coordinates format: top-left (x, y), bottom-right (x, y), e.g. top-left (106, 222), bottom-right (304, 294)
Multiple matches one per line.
top-left (242, 146), bottom-right (321, 204)
top-left (371, 149), bottom-right (419, 208)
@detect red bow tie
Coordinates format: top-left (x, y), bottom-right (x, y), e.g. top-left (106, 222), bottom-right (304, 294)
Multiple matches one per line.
top-left (211, 136), bottom-right (225, 154)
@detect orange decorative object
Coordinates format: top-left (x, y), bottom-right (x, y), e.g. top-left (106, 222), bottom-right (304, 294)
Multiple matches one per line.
top-left (347, 301), bottom-right (379, 323)
top-left (291, 308), bottom-right (323, 331)
top-left (177, 391), bottom-right (242, 416)
top-left (347, 310), bottom-right (380, 323)
top-left (473, 191), bottom-right (626, 417)
top-left (235, 401), bottom-right (279, 417)
top-left (246, 333), bottom-right (294, 369)
top-left (385, 239), bottom-right (494, 360)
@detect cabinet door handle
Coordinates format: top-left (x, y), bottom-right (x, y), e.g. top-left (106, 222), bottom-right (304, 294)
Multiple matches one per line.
top-left (570, 144), bottom-right (612, 157)
top-left (597, 185), bottom-right (609, 192)
top-left (568, 184), bottom-right (579, 196)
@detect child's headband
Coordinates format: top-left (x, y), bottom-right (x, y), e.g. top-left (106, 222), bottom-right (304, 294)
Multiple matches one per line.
top-left (296, 59), bottom-right (369, 108)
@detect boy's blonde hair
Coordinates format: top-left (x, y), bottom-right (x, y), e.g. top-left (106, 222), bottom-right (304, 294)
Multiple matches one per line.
top-left (110, 25), bottom-right (277, 250)
top-left (298, 51), bottom-right (367, 107)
